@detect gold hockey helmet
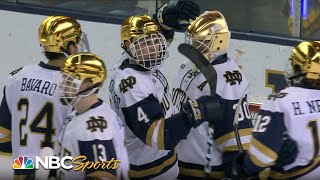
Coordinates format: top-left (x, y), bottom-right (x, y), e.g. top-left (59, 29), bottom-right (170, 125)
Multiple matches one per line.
top-left (56, 52), bottom-right (106, 105)
top-left (121, 15), bottom-right (161, 49)
top-left (186, 11), bottom-right (231, 61)
top-left (39, 16), bottom-right (84, 53)
top-left (120, 15), bottom-right (168, 70)
top-left (290, 41), bottom-right (320, 81)
top-left (62, 52), bottom-right (106, 86)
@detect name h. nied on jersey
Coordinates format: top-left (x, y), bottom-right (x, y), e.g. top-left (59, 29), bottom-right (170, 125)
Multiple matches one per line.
top-left (21, 78), bottom-right (57, 96)
top-left (292, 99), bottom-right (320, 115)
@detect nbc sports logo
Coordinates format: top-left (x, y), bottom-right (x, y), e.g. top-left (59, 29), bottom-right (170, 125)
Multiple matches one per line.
top-left (12, 156), bottom-right (34, 169)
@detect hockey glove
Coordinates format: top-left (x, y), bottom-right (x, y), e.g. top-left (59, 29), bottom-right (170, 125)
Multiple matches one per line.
top-left (232, 153), bottom-right (259, 180)
top-left (155, 0), bottom-right (200, 30)
top-left (182, 95), bottom-right (222, 128)
top-left (273, 137), bottom-right (298, 168)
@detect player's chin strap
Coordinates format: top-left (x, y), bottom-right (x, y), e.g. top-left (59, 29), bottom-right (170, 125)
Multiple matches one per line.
top-left (60, 45), bottom-right (73, 57)
top-left (76, 83), bottom-right (102, 96)
top-left (71, 83), bottom-right (102, 106)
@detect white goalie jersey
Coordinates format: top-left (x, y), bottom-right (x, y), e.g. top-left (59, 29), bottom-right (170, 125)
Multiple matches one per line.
top-left (172, 54), bottom-right (253, 178)
top-left (58, 100), bottom-right (129, 180)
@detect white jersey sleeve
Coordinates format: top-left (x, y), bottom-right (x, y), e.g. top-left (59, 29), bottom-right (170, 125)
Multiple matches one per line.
top-left (244, 86), bottom-right (320, 179)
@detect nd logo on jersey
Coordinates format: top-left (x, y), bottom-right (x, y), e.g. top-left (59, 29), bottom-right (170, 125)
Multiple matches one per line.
top-left (119, 76), bottom-right (136, 93)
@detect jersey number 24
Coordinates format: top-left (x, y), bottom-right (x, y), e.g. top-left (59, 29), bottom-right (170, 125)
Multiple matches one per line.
top-left (18, 98), bottom-right (55, 148)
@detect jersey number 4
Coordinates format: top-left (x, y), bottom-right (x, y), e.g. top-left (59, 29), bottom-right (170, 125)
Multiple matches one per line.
top-left (18, 98), bottom-right (55, 148)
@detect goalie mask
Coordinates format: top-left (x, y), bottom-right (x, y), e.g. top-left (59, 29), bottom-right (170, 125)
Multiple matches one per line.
top-left (286, 41), bottom-right (320, 88)
top-left (39, 16), bottom-right (90, 55)
top-left (186, 11), bottom-right (231, 61)
top-left (121, 15), bottom-right (168, 71)
top-left (55, 52), bottom-right (106, 106)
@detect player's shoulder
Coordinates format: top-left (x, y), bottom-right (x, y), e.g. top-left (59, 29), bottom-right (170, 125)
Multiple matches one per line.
top-left (216, 57), bottom-right (243, 73)
top-left (112, 63), bottom-right (155, 106)
top-left (76, 101), bottom-right (116, 141)
top-left (82, 101), bottom-right (117, 120)
top-left (173, 60), bottom-right (199, 85)
top-left (5, 64), bottom-right (40, 86)
top-left (179, 59), bottom-right (193, 68)
top-left (260, 87), bottom-right (294, 113)
top-left (113, 66), bottom-right (153, 92)
top-left (177, 60), bottom-right (195, 72)
top-left (8, 64), bottom-right (39, 77)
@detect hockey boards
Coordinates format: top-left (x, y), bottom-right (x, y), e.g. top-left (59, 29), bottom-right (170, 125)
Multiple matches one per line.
top-left (178, 43), bottom-right (217, 176)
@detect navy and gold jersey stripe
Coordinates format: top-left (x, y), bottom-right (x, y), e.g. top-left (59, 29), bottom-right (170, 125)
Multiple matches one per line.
top-left (0, 151), bottom-right (11, 156)
top-left (224, 143), bottom-right (250, 152)
top-left (0, 126), bottom-right (12, 154)
top-left (0, 126), bottom-right (11, 143)
top-left (123, 94), bottom-right (192, 150)
top-left (269, 157), bottom-right (320, 179)
top-left (215, 128), bottom-right (252, 145)
top-left (248, 149), bottom-right (274, 168)
top-left (178, 161), bottom-right (224, 180)
top-left (251, 137), bottom-right (278, 160)
top-left (146, 118), bottom-right (165, 149)
top-left (215, 128), bottom-right (252, 152)
top-left (87, 171), bottom-right (116, 180)
top-left (129, 150), bottom-right (177, 179)
top-left (248, 137), bottom-right (278, 168)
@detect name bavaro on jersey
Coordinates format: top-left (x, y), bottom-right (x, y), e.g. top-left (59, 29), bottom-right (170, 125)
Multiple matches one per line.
top-left (20, 77), bottom-right (57, 96)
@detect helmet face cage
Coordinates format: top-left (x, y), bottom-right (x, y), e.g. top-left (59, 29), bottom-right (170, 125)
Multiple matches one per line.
top-left (55, 73), bottom-right (82, 106)
top-left (129, 33), bottom-right (168, 70)
top-left (185, 32), bottom-right (215, 55)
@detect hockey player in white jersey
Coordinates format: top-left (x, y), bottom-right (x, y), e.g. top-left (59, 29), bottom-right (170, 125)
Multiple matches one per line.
top-left (55, 53), bottom-right (129, 180)
top-left (109, 4), bottom-right (225, 180)
top-left (0, 15), bottom-right (90, 178)
top-left (172, 11), bottom-right (253, 179)
top-left (233, 41), bottom-right (320, 179)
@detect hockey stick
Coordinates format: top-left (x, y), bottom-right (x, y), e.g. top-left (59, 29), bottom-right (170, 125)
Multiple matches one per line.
top-left (178, 43), bottom-right (217, 177)
top-left (233, 83), bottom-right (252, 153)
